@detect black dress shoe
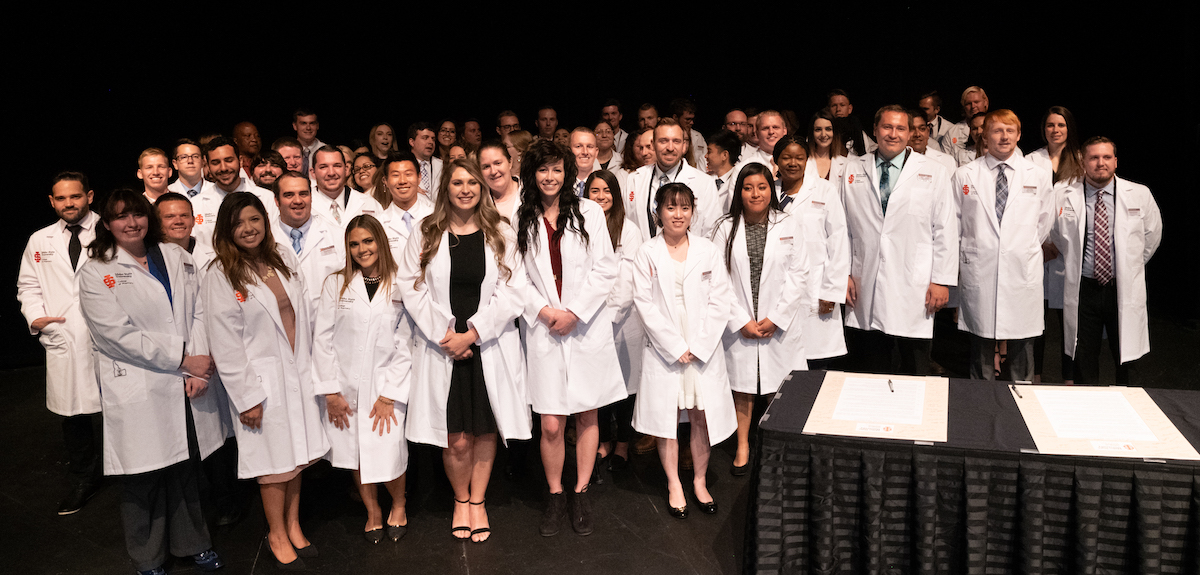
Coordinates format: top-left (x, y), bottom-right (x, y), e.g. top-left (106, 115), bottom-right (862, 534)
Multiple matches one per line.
top-left (364, 528), bottom-right (384, 544)
top-left (591, 454), bottom-right (606, 486)
top-left (697, 500), bottom-right (718, 515)
top-left (730, 462), bottom-right (749, 477)
top-left (294, 543), bottom-right (318, 558)
top-left (570, 489), bottom-right (593, 536)
top-left (192, 549), bottom-right (224, 571)
top-left (540, 491), bottom-right (566, 536)
top-left (57, 482), bottom-right (99, 515)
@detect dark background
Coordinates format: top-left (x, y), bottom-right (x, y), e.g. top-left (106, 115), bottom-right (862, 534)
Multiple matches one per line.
top-left (5, 4), bottom-right (1197, 369)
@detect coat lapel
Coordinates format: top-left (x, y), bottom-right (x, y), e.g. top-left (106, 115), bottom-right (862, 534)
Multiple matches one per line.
top-left (529, 225), bottom-right (561, 308)
top-left (650, 238), bottom-right (678, 326)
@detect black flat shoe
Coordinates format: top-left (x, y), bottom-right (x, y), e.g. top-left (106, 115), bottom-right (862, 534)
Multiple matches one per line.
top-left (697, 500), bottom-right (718, 515)
top-left (294, 543), bottom-right (318, 558)
top-left (387, 523), bottom-right (407, 542)
top-left (669, 503), bottom-right (689, 519)
top-left (731, 462), bottom-right (749, 477)
top-left (364, 528), bottom-right (384, 544)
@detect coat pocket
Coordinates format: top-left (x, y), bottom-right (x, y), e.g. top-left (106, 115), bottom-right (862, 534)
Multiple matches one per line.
top-left (98, 358), bottom-right (148, 405)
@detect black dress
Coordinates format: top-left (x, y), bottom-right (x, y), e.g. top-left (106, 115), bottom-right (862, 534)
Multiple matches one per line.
top-left (445, 230), bottom-right (498, 436)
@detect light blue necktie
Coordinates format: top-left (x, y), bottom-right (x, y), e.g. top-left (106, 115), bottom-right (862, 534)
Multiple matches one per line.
top-left (401, 211), bottom-right (413, 233)
top-left (290, 228), bottom-right (303, 254)
top-left (576, 180), bottom-right (585, 197)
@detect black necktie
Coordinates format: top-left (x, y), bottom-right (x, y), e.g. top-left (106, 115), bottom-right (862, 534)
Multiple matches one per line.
top-left (68, 224), bottom-right (82, 270)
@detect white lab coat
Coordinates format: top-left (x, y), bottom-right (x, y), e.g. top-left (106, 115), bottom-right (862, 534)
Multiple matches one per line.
top-left (922, 147), bottom-right (958, 173)
top-left (203, 245), bottom-right (330, 479)
top-left (273, 216), bottom-right (345, 318)
top-left (713, 212), bottom-right (810, 394)
top-left (190, 182), bottom-right (279, 251)
top-left (311, 187), bottom-right (384, 230)
top-left (630, 234), bottom-right (737, 443)
top-left (1026, 147), bottom-right (1068, 309)
top-left (78, 243), bottom-right (229, 475)
top-left (311, 272), bottom-right (410, 484)
top-left (780, 176), bottom-right (851, 359)
top-left (379, 196), bottom-right (434, 263)
top-left (840, 150), bottom-right (959, 339)
top-left (17, 213), bottom-right (102, 416)
top-left (952, 154), bottom-right (1055, 339)
top-left (624, 162), bottom-right (722, 242)
top-left (397, 225), bottom-right (533, 448)
top-left (520, 200), bottom-right (626, 414)
top-left (607, 223), bottom-right (645, 394)
top-left (1051, 177), bottom-right (1162, 363)
top-left (805, 155), bottom-right (849, 183)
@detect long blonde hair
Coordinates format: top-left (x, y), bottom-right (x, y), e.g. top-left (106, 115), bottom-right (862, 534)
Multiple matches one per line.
top-left (416, 159), bottom-right (512, 287)
top-left (337, 214), bottom-right (396, 299)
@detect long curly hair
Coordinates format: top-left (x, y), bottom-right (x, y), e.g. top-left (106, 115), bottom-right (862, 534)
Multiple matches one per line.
top-left (515, 139), bottom-right (589, 256)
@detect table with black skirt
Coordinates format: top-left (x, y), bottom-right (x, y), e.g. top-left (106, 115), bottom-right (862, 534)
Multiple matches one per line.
top-left (744, 371), bottom-right (1200, 574)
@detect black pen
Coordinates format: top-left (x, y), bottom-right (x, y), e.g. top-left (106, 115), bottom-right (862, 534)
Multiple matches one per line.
top-left (887, 379), bottom-right (894, 393)
top-left (1010, 384), bottom-right (1022, 399)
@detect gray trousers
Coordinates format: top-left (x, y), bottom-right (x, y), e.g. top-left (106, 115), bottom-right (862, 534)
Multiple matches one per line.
top-left (118, 400), bottom-right (211, 571)
top-left (968, 333), bottom-right (1035, 382)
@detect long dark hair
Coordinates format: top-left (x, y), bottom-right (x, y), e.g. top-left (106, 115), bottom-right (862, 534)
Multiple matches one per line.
top-left (584, 170), bottom-right (624, 250)
top-left (620, 127), bottom-right (651, 172)
top-left (806, 109), bottom-right (846, 158)
top-left (1041, 105), bottom-right (1084, 184)
top-left (516, 139), bottom-right (589, 255)
top-left (719, 163), bottom-right (779, 272)
top-left (87, 188), bottom-right (163, 262)
top-left (212, 192), bottom-right (293, 295)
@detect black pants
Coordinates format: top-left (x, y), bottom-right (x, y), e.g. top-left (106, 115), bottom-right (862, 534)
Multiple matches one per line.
top-left (598, 394), bottom-right (636, 444)
top-left (1034, 304), bottom-right (1075, 381)
top-left (62, 412), bottom-right (101, 486)
top-left (119, 399), bottom-right (211, 571)
top-left (846, 328), bottom-right (932, 375)
top-left (1074, 277), bottom-right (1138, 385)
top-left (969, 334), bottom-right (1035, 382)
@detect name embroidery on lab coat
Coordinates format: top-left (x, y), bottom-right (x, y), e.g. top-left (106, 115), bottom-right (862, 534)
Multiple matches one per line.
top-left (1023, 185), bottom-right (1037, 193)
top-left (35, 250), bottom-right (54, 263)
top-left (320, 245), bottom-right (337, 257)
top-left (918, 173), bottom-right (932, 182)
top-left (701, 270), bottom-right (712, 281)
top-left (114, 272), bottom-right (134, 287)
top-left (780, 236), bottom-right (794, 245)
top-left (338, 296), bottom-right (354, 310)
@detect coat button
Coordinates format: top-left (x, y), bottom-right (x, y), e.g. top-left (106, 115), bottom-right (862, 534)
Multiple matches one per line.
top-left (358, 346), bottom-right (363, 351)
top-left (166, 318), bottom-right (173, 323)
top-left (288, 359), bottom-right (294, 364)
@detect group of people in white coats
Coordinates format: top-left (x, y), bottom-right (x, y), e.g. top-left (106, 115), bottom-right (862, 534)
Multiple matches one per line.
top-left (17, 95), bottom-right (1164, 574)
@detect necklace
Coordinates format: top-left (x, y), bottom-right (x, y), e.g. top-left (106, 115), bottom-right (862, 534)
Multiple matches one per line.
top-left (260, 267), bottom-right (275, 280)
top-left (363, 275), bottom-right (381, 285)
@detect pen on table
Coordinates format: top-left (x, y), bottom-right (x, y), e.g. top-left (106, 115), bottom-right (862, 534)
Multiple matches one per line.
top-left (887, 379), bottom-right (894, 393)
top-left (1010, 384), bottom-right (1022, 399)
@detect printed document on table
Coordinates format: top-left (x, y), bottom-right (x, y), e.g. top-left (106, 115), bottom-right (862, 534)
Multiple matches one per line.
top-left (1010, 385), bottom-right (1200, 460)
top-left (802, 371), bottom-right (948, 442)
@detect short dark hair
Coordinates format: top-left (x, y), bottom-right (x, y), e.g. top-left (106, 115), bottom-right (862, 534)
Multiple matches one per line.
top-left (255, 150), bottom-right (286, 170)
top-left (52, 171), bottom-right (89, 191)
top-left (827, 89), bottom-right (850, 103)
top-left (312, 145), bottom-right (345, 166)
top-left (89, 188), bottom-right (162, 262)
top-left (172, 138), bottom-right (199, 158)
top-left (202, 136), bottom-right (239, 160)
top-left (669, 98), bottom-right (696, 117)
top-left (293, 108), bottom-right (317, 122)
top-left (407, 121), bottom-right (432, 141)
top-left (155, 192), bottom-right (193, 215)
top-left (707, 129), bottom-right (742, 165)
top-left (637, 102), bottom-right (657, 114)
top-left (873, 105), bottom-right (910, 127)
top-left (1082, 136), bottom-right (1118, 157)
top-left (603, 98), bottom-right (621, 110)
top-left (272, 171), bottom-right (310, 199)
top-left (919, 91), bottom-right (942, 108)
top-left (496, 110), bottom-right (517, 126)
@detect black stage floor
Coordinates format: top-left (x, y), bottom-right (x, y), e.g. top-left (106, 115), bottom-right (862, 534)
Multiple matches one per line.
top-left (3, 316), bottom-right (1195, 574)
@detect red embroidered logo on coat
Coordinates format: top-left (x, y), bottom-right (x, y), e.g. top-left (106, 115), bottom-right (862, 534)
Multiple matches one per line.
top-left (848, 174), bottom-right (855, 184)
top-left (235, 291), bottom-right (246, 302)
top-left (195, 214), bottom-right (204, 225)
top-left (962, 185), bottom-right (970, 195)
top-left (629, 190), bottom-right (635, 202)
top-left (103, 275), bottom-right (116, 289)
top-left (33, 252), bottom-right (41, 263)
